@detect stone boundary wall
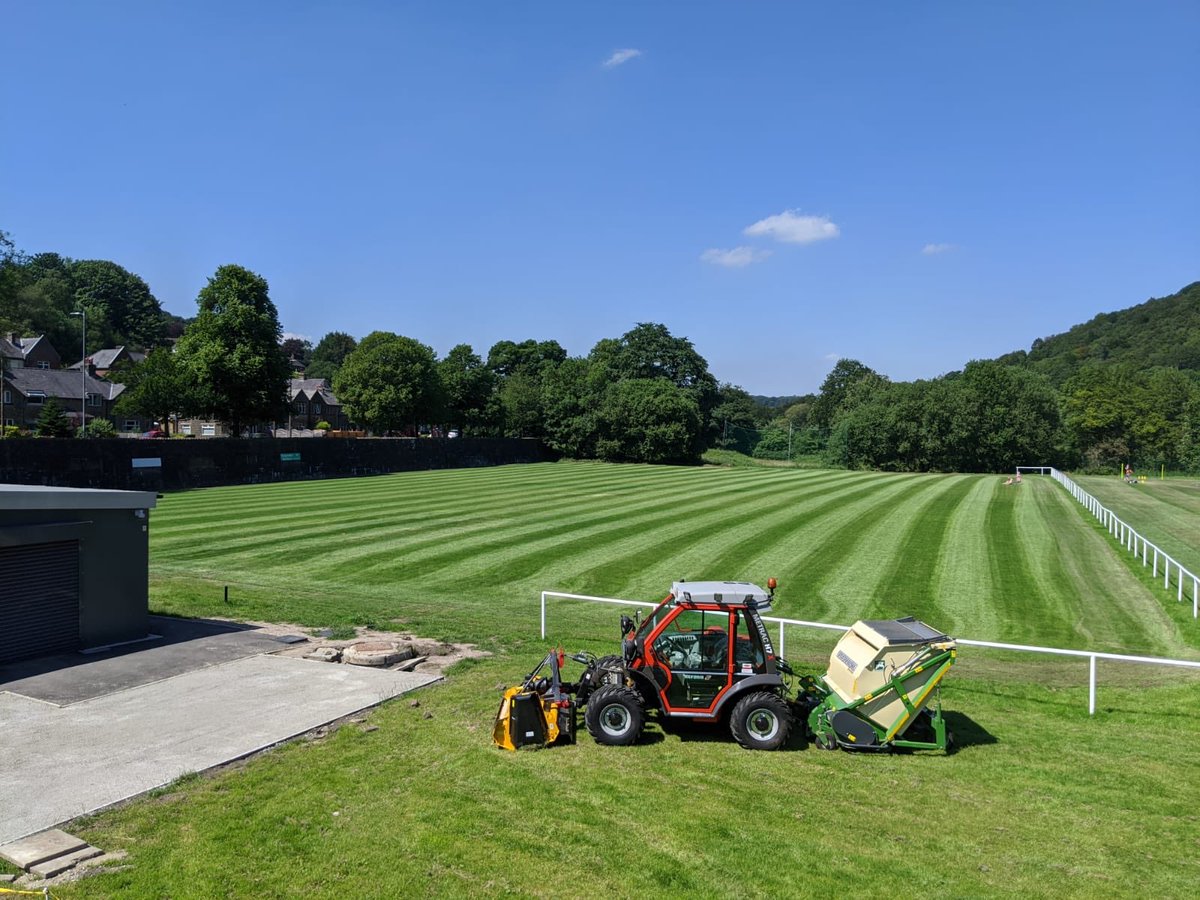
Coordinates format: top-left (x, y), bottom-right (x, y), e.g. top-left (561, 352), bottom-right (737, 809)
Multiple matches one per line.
top-left (0, 437), bottom-right (552, 491)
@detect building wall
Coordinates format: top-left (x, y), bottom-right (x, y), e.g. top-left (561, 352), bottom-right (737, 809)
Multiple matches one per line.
top-left (0, 501), bottom-right (153, 658)
top-left (20, 340), bottom-right (62, 371)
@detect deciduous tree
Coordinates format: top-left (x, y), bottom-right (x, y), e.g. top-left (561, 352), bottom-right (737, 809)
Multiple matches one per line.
top-left (173, 265), bottom-right (291, 436)
top-left (595, 379), bottom-right (702, 464)
top-left (333, 332), bottom-right (444, 433)
top-left (71, 259), bottom-right (164, 350)
top-left (114, 348), bottom-right (195, 435)
top-left (307, 331), bottom-right (358, 382)
top-left (438, 344), bottom-right (496, 435)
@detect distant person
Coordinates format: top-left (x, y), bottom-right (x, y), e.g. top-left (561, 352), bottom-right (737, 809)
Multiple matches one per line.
top-left (1015, 472), bottom-right (1022, 484)
top-left (1125, 464), bottom-right (1135, 484)
top-left (1003, 477), bottom-right (1014, 486)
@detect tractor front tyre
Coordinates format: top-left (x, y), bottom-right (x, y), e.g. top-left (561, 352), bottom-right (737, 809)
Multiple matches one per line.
top-left (729, 692), bottom-right (793, 751)
top-left (593, 655), bottom-right (625, 685)
top-left (585, 685), bottom-right (645, 746)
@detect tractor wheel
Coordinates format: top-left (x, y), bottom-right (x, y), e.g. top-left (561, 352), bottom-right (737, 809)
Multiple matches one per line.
top-left (585, 685), bottom-right (645, 746)
top-left (815, 731), bottom-right (839, 751)
top-left (729, 692), bottom-right (793, 751)
top-left (593, 655), bottom-right (625, 685)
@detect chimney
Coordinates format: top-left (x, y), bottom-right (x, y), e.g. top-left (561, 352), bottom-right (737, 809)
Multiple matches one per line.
top-left (6, 333), bottom-right (16, 347)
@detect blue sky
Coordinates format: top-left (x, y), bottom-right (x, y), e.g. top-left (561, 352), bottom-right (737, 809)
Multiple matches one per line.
top-left (3, 1), bottom-right (1197, 395)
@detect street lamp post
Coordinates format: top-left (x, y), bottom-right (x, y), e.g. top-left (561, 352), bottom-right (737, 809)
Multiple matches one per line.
top-left (70, 309), bottom-right (86, 433)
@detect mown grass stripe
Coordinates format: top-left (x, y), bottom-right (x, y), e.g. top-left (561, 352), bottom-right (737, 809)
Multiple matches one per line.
top-left (930, 476), bottom-right (1007, 639)
top-left (1028, 480), bottom-right (1193, 656)
top-left (865, 475), bottom-right (978, 624)
top-left (812, 475), bottom-right (968, 623)
top-left (537, 472), bottom-right (888, 599)
top-left (347, 469), bottom-right (871, 592)
top-left (151, 464), bottom-right (819, 562)
top-left (192, 467), bottom-right (864, 581)
top-left (772, 474), bottom-right (941, 622)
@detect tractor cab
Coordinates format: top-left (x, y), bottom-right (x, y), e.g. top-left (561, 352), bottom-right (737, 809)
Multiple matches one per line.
top-left (607, 580), bottom-right (786, 729)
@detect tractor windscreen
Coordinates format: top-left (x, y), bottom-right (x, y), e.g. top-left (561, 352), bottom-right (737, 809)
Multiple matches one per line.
top-left (635, 596), bottom-right (673, 638)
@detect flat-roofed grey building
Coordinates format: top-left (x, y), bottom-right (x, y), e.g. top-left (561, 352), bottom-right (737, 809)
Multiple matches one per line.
top-left (0, 484), bottom-right (157, 664)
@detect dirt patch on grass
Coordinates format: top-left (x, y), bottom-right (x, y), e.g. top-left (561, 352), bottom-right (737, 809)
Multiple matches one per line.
top-left (209, 618), bottom-right (490, 677)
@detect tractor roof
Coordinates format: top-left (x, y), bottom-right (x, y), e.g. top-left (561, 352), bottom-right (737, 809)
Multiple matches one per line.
top-left (671, 581), bottom-right (773, 612)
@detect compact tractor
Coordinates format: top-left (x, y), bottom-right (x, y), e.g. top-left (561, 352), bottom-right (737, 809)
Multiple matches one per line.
top-left (493, 580), bottom-right (957, 753)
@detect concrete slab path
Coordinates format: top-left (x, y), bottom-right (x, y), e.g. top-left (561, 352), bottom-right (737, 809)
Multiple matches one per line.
top-left (0, 655), bottom-right (438, 844)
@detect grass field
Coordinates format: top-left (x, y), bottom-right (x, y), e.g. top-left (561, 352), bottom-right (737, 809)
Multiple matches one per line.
top-left (147, 463), bottom-right (1199, 657)
top-left (49, 463), bottom-right (1200, 897)
top-left (1076, 473), bottom-right (1200, 581)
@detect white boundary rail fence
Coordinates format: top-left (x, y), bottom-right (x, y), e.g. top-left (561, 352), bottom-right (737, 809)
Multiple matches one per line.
top-left (1017, 465), bottom-right (1199, 619)
top-left (539, 591), bottom-right (1200, 716)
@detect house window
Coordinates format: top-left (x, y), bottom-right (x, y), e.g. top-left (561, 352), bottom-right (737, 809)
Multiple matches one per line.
top-left (87, 393), bottom-right (102, 407)
top-left (27, 391), bottom-right (46, 405)
top-left (201, 424), bottom-right (216, 437)
top-left (2, 390), bottom-right (9, 404)
top-left (313, 403), bottom-right (322, 415)
top-left (296, 401), bottom-right (308, 413)
top-left (36, 360), bottom-right (50, 370)
top-left (179, 422), bottom-right (192, 435)
top-left (124, 419), bottom-right (139, 431)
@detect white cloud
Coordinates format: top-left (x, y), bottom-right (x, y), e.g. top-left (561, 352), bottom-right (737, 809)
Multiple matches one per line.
top-left (743, 210), bottom-right (839, 245)
top-left (603, 48), bottom-right (643, 68)
top-left (824, 352), bottom-right (841, 361)
top-left (701, 246), bottom-right (772, 268)
top-left (922, 243), bottom-right (954, 255)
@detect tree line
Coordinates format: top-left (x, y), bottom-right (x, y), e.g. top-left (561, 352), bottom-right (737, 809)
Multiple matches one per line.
top-left (4, 229), bottom-right (1198, 471)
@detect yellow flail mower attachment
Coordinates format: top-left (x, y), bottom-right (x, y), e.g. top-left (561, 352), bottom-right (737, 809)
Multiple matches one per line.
top-left (493, 649), bottom-right (584, 751)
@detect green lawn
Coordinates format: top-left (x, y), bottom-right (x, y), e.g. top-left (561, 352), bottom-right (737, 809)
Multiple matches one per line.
top-left (1075, 473), bottom-right (1200, 580)
top-left (48, 462), bottom-right (1200, 898)
top-left (148, 462), bottom-right (1198, 657)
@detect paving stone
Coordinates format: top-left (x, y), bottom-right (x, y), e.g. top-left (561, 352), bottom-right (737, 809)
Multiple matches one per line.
top-left (0, 872), bottom-right (17, 883)
top-left (29, 845), bottom-right (104, 878)
top-left (0, 829), bottom-right (87, 869)
top-left (305, 646), bottom-right (342, 662)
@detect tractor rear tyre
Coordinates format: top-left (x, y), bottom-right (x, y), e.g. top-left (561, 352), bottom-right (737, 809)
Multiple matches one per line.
top-left (585, 685), bottom-right (645, 746)
top-left (729, 692), bottom-right (793, 751)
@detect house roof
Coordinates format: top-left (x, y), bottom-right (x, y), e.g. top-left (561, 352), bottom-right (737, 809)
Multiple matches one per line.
top-left (68, 346), bottom-right (146, 370)
top-left (288, 378), bottom-right (341, 407)
top-left (8, 367), bottom-right (125, 401)
top-left (17, 335), bottom-right (49, 359)
top-left (0, 336), bottom-right (20, 360)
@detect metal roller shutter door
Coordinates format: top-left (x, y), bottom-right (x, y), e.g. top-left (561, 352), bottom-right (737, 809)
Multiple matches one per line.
top-left (0, 540), bottom-right (80, 664)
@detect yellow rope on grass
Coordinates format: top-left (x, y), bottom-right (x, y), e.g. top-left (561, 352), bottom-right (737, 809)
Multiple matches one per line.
top-left (0, 886), bottom-right (63, 898)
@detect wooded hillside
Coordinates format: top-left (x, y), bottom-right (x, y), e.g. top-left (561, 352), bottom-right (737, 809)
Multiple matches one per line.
top-left (998, 281), bottom-right (1200, 385)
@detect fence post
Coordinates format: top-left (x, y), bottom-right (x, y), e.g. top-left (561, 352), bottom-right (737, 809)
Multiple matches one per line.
top-left (1088, 655), bottom-right (1096, 716)
top-left (540, 591), bottom-right (546, 639)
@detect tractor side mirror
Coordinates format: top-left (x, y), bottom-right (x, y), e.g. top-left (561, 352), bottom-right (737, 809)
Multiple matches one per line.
top-left (620, 615), bottom-right (635, 636)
